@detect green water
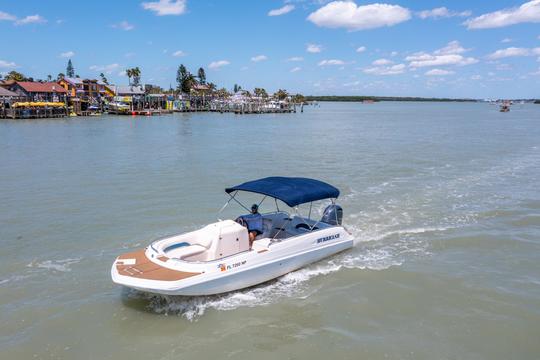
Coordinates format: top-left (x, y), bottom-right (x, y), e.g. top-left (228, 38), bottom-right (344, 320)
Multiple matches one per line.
top-left (1, 102), bottom-right (539, 359)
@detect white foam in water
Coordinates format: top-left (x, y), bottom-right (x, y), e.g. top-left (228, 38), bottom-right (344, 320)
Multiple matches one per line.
top-left (137, 186), bottom-right (468, 321)
top-left (143, 260), bottom-right (346, 321)
top-left (140, 223), bottom-right (422, 321)
top-left (26, 257), bottom-right (82, 272)
top-left (0, 274), bottom-right (32, 286)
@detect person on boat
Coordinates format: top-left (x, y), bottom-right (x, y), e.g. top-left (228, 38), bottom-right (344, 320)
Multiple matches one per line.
top-left (237, 204), bottom-right (263, 248)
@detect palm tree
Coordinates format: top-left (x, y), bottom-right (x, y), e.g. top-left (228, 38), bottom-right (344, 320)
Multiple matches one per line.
top-left (100, 73), bottom-right (109, 85)
top-left (197, 67), bottom-right (206, 84)
top-left (274, 89), bottom-right (288, 100)
top-left (126, 68), bottom-right (133, 85)
top-left (131, 67), bottom-right (141, 86)
top-left (254, 88), bottom-right (268, 99)
top-left (216, 87), bottom-right (230, 98)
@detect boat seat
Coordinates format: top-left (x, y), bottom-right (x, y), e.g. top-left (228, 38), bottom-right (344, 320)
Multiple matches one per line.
top-left (170, 244), bottom-right (207, 260)
top-left (256, 218), bottom-right (273, 240)
top-left (296, 223), bottom-right (319, 231)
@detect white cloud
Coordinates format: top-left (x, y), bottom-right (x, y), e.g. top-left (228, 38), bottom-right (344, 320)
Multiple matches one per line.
top-left (405, 41), bottom-right (477, 68)
top-left (318, 59), bottom-right (345, 66)
top-left (142, 0), bottom-right (187, 16)
top-left (286, 56), bottom-right (304, 62)
top-left (425, 69), bottom-right (455, 76)
top-left (501, 37), bottom-right (513, 43)
top-left (172, 50), bottom-right (186, 57)
top-left (407, 53), bottom-right (478, 67)
top-left (112, 20), bottom-right (134, 31)
top-left (471, 74), bottom-right (482, 80)
top-left (434, 40), bottom-right (468, 55)
top-left (268, 5), bottom-right (294, 16)
top-left (486, 47), bottom-right (535, 59)
top-left (15, 14), bottom-right (46, 25)
top-left (208, 60), bottom-right (230, 69)
top-left (59, 51), bottom-right (75, 58)
top-left (417, 7), bottom-right (471, 19)
top-left (390, 51), bottom-right (398, 57)
top-left (372, 58), bottom-right (392, 66)
top-left (307, 1), bottom-right (411, 31)
top-left (0, 11), bottom-right (16, 21)
top-left (356, 46), bottom-right (366, 53)
top-left (0, 60), bottom-right (18, 69)
top-left (290, 67), bottom-right (302, 73)
top-left (306, 43), bottom-right (323, 53)
top-left (251, 55), bottom-right (268, 62)
top-left (89, 63), bottom-right (121, 74)
top-left (465, 0), bottom-right (540, 29)
top-left (363, 63), bottom-right (406, 75)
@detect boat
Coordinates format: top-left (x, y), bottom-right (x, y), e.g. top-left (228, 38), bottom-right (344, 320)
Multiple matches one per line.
top-left (500, 101), bottom-right (510, 112)
top-left (111, 177), bottom-right (354, 296)
top-left (107, 101), bottom-right (130, 114)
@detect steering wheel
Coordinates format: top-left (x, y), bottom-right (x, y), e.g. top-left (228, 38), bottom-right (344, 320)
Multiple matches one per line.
top-left (235, 217), bottom-right (246, 227)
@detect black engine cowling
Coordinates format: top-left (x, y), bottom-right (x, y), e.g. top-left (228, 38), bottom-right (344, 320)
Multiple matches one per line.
top-left (321, 204), bottom-right (343, 225)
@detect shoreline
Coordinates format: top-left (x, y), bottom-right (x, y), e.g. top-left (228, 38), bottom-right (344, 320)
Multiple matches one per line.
top-left (306, 96), bottom-right (540, 103)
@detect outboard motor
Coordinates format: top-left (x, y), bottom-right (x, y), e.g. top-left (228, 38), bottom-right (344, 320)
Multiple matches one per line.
top-left (321, 204), bottom-right (343, 226)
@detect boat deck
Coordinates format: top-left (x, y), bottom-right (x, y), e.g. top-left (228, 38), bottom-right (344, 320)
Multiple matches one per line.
top-left (115, 249), bottom-right (200, 281)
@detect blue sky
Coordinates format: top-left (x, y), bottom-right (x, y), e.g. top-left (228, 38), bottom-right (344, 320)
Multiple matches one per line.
top-left (1, 0), bottom-right (540, 98)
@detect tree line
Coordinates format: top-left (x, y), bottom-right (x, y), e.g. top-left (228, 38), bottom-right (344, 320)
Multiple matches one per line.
top-left (1, 59), bottom-right (306, 101)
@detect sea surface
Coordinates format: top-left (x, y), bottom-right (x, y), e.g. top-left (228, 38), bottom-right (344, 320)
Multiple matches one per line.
top-left (1, 102), bottom-right (539, 360)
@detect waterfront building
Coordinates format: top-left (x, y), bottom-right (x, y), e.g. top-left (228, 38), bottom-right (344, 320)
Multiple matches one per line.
top-left (58, 77), bottom-right (115, 100)
top-left (7, 81), bottom-right (67, 102)
top-left (110, 85), bottom-right (145, 97)
top-left (57, 77), bottom-right (84, 98)
top-left (0, 87), bottom-right (19, 100)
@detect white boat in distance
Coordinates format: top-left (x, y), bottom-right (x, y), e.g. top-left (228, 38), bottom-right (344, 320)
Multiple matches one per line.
top-left (111, 177), bottom-right (354, 296)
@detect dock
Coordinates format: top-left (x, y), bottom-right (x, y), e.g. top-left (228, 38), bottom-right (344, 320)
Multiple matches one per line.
top-left (2, 107), bottom-right (67, 119)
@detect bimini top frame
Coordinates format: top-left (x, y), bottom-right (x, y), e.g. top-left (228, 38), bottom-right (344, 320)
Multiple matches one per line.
top-left (225, 176), bottom-right (339, 208)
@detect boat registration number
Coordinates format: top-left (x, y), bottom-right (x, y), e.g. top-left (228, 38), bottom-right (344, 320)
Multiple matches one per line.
top-left (218, 260), bottom-right (247, 272)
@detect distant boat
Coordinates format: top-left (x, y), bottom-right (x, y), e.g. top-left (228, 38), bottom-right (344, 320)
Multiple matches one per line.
top-left (107, 101), bottom-right (130, 114)
top-left (499, 103), bottom-right (510, 112)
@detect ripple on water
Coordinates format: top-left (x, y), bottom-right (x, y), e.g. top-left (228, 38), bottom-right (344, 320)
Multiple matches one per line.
top-left (26, 258), bottom-right (82, 273)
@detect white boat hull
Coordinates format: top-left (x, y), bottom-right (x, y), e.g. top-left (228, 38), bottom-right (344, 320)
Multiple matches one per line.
top-left (111, 224), bottom-right (353, 296)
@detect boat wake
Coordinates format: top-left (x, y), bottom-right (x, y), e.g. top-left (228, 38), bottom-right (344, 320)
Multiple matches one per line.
top-left (134, 222), bottom-right (437, 321)
top-left (131, 148), bottom-right (540, 320)
top-left (26, 257), bottom-right (82, 273)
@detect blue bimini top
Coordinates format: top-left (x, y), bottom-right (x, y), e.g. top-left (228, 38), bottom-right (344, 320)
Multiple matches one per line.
top-left (225, 177), bottom-right (340, 207)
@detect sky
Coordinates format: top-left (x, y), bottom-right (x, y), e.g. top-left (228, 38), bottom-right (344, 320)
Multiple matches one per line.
top-left (1, 0), bottom-right (540, 98)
